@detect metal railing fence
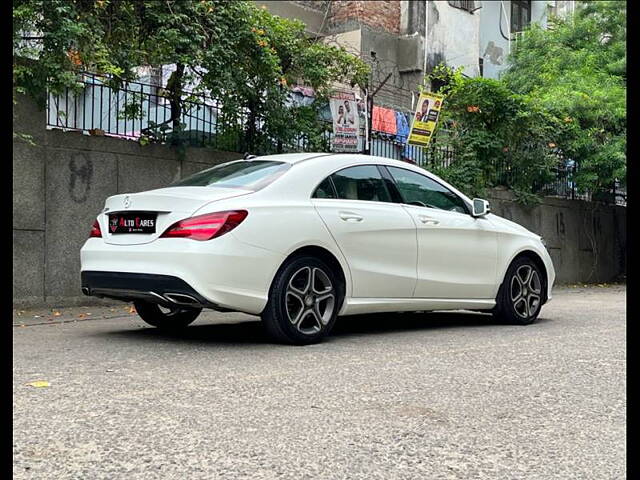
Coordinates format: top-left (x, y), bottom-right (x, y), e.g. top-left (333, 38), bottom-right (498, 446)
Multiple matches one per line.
top-left (45, 72), bottom-right (625, 205)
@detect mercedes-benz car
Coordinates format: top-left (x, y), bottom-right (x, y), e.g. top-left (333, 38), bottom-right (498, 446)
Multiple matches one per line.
top-left (81, 153), bottom-right (555, 345)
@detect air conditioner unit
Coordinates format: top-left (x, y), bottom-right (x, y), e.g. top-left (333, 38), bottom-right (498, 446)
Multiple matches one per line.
top-left (397, 35), bottom-right (423, 73)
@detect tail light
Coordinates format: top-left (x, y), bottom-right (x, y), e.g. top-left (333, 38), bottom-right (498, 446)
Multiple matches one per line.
top-left (161, 210), bottom-right (248, 241)
top-left (89, 219), bottom-right (102, 238)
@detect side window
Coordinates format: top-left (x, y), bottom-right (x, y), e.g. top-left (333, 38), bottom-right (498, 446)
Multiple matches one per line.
top-left (312, 177), bottom-right (336, 199)
top-left (511, 0), bottom-right (531, 33)
top-left (330, 165), bottom-right (392, 203)
top-left (387, 167), bottom-right (469, 214)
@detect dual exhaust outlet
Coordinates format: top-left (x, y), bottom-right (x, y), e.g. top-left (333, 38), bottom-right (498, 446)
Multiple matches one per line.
top-left (149, 291), bottom-right (201, 307)
top-left (81, 286), bottom-right (202, 308)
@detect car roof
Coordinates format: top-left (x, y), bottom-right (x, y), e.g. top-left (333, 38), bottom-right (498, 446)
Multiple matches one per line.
top-left (257, 153), bottom-right (473, 207)
top-left (253, 152), bottom-right (424, 169)
top-left (250, 152), bottom-right (335, 164)
top-left (253, 152), bottom-right (444, 172)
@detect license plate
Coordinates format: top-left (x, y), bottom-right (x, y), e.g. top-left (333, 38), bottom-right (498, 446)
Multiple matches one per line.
top-left (108, 212), bottom-right (157, 234)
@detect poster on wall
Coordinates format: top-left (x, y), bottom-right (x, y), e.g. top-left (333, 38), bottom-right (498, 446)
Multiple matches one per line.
top-left (329, 91), bottom-right (359, 152)
top-left (408, 91), bottom-right (444, 147)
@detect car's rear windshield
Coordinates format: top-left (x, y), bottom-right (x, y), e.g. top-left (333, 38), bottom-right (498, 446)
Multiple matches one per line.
top-left (171, 160), bottom-right (290, 190)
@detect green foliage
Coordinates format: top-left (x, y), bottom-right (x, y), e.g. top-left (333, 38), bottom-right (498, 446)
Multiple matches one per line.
top-left (429, 2), bottom-right (625, 202)
top-left (13, 0), bottom-right (369, 152)
top-left (429, 72), bottom-right (559, 203)
top-left (425, 64), bottom-right (465, 96)
top-left (502, 0), bottom-right (626, 194)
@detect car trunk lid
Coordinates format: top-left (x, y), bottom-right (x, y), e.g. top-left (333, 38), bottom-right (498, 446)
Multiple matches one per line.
top-left (101, 186), bottom-right (252, 245)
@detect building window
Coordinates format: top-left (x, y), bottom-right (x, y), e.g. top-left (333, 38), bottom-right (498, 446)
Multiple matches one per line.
top-left (511, 1), bottom-right (532, 33)
top-left (407, 1), bottom-right (426, 34)
top-left (447, 1), bottom-right (477, 13)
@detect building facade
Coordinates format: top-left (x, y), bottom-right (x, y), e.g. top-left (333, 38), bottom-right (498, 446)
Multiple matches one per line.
top-left (257, 1), bottom-right (577, 111)
top-left (41, 1), bottom-right (579, 165)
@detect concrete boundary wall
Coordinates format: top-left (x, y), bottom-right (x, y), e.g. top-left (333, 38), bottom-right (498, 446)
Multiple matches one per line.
top-left (13, 95), bottom-right (625, 308)
top-left (486, 189), bottom-right (626, 285)
top-left (13, 95), bottom-right (241, 307)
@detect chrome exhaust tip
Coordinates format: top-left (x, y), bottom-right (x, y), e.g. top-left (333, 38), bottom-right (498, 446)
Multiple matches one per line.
top-left (164, 293), bottom-right (200, 306)
top-left (148, 292), bottom-right (171, 305)
top-left (81, 287), bottom-right (90, 296)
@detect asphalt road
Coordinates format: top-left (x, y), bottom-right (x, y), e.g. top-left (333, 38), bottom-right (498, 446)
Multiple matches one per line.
top-left (13, 285), bottom-right (626, 479)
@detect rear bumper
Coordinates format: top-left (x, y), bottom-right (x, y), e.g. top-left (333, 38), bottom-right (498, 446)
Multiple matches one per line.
top-left (80, 233), bottom-right (285, 315)
top-left (81, 271), bottom-right (222, 310)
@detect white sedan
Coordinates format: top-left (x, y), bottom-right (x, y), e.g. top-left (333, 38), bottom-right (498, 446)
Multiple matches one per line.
top-left (81, 153), bottom-right (555, 345)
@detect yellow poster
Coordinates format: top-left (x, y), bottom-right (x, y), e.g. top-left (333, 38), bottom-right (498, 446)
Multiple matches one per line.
top-left (408, 92), bottom-right (444, 146)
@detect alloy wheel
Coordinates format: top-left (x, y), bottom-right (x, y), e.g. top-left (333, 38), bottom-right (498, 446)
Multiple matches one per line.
top-left (285, 266), bottom-right (336, 335)
top-left (510, 264), bottom-right (542, 319)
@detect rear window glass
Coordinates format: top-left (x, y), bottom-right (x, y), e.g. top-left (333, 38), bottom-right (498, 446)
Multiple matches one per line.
top-left (171, 160), bottom-right (290, 190)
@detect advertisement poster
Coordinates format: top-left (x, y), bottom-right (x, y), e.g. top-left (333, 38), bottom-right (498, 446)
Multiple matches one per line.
top-left (408, 92), bottom-right (444, 147)
top-left (329, 91), bottom-right (359, 152)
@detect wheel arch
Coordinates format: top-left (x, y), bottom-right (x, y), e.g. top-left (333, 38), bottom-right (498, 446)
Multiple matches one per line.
top-left (501, 249), bottom-right (550, 304)
top-left (268, 245), bottom-right (349, 310)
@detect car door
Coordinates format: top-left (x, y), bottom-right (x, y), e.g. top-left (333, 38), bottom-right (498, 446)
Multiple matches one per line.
top-left (385, 166), bottom-right (498, 299)
top-left (311, 165), bottom-right (417, 298)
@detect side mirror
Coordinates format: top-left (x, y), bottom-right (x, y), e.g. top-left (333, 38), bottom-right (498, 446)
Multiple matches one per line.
top-left (472, 198), bottom-right (490, 217)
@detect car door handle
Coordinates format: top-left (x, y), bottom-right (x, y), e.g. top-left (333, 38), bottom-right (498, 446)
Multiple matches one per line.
top-left (418, 215), bottom-right (440, 225)
top-left (339, 211), bottom-right (363, 222)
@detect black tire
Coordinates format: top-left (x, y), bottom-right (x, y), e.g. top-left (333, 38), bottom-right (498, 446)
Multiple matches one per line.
top-left (493, 256), bottom-right (545, 325)
top-left (133, 300), bottom-right (201, 330)
top-left (262, 255), bottom-right (343, 345)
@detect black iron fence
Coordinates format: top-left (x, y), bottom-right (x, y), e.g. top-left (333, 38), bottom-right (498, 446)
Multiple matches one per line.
top-left (369, 130), bottom-right (456, 168)
top-left (46, 72), bottom-right (625, 205)
top-left (46, 72), bottom-right (251, 152)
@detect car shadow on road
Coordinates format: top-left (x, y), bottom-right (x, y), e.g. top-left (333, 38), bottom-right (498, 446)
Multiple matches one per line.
top-left (100, 310), bottom-right (552, 346)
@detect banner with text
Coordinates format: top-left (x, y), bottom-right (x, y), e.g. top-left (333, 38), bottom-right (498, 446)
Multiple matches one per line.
top-left (329, 92), bottom-right (359, 152)
top-left (408, 92), bottom-right (444, 147)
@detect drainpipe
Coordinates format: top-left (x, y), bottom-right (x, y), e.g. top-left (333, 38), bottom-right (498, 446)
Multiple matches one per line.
top-left (501, 0), bottom-right (511, 55)
top-left (422, 0), bottom-right (430, 85)
top-left (363, 87), bottom-right (369, 154)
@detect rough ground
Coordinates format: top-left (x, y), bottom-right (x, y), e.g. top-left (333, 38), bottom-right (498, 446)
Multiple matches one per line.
top-left (13, 285), bottom-right (626, 479)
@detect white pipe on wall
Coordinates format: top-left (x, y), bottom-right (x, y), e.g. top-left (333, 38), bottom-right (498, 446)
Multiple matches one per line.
top-left (500, 0), bottom-right (511, 56)
top-left (422, 0), bottom-right (430, 84)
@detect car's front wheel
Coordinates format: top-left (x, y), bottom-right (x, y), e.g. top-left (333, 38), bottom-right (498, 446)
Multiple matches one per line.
top-left (262, 256), bottom-right (342, 345)
top-left (133, 300), bottom-right (201, 330)
top-left (493, 256), bottom-right (545, 325)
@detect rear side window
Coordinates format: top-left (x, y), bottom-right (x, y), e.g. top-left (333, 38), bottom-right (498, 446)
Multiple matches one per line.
top-left (171, 160), bottom-right (290, 190)
top-left (387, 166), bottom-right (469, 213)
top-left (330, 165), bottom-right (392, 203)
top-left (313, 178), bottom-right (337, 199)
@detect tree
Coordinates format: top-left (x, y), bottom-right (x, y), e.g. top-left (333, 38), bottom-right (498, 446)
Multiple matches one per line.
top-left (502, 0), bottom-right (626, 195)
top-left (425, 2), bottom-right (626, 201)
top-left (13, 0), bottom-right (369, 152)
top-left (427, 66), bottom-right (560, 203)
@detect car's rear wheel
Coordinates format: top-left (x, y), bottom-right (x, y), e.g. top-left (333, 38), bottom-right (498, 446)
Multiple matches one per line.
top-left (133, 300), bottom-right (201, 330)
top-left (493, 256), bottom-right (545, 325)
top-left (262, 256), bottom-right (342, 345)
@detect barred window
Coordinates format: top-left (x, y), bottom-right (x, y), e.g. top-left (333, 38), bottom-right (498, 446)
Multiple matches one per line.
top-left (511, 1), bottom-right (532, 33)
top-left (447, 1), bottom-right (476, 13)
